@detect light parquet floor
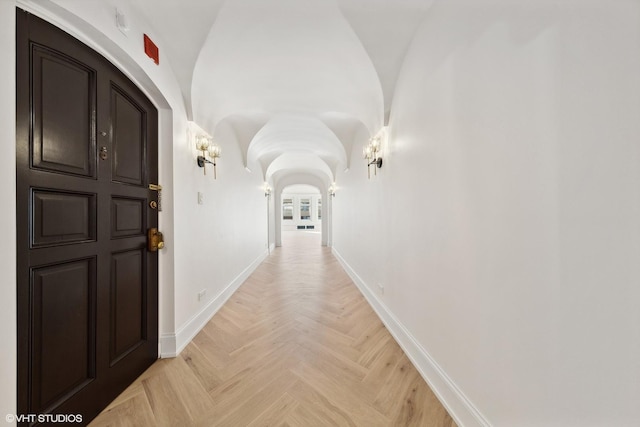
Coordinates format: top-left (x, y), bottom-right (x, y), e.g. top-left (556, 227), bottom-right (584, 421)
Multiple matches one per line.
top-left (91, 231), bottom-right (457, 426)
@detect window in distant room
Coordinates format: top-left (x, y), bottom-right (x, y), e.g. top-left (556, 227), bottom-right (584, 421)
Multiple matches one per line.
top-left (283, 198), bottom-right (293, 220)
top-left (318, 198), bottom-right (322, 220)
top-left (300, 198), bottom-right (311, 220)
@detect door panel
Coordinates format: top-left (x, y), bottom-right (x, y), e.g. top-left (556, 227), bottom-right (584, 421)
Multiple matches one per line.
top-left (30, 258), bottom-right (97, 413)
top-left (111, 197), bottom-right (145, 238)
top-left (111, 87), bottom-right (145, 186)
top-left (32, 189), bottom-right (97, 247)
top-left (110, 249), bottom-right (146, 365)
top-left (31, 45), bottom-right (96, 177)
top-left (17, 9), bottom-right (159, 425)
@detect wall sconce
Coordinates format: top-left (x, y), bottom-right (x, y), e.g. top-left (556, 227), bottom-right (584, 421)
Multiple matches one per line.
top-left (263, 183), bottom-right (272, 197)
top-left (196, 135), bottom-right (221, 178)
top-left (328, 183), bottom-right (337, 197)
top-left (363, 128), bottom-right (385, 179)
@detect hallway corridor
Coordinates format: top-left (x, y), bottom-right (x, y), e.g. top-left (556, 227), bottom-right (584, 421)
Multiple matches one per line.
top-left (90, 232), bottom-right (456, 426)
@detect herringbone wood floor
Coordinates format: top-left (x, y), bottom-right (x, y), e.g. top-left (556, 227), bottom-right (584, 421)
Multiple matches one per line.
top-left (90, 231), bottom-right (457, 426)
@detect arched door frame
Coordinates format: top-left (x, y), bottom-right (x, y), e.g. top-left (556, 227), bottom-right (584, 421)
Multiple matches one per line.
top-left (16, 0), bottom-right (178, 356)
top-left (273, 174), bottom-right (331, 247)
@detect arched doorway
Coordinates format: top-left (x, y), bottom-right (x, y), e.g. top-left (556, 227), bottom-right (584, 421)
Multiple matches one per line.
top-left (272, 175), bottom-right (332, 248)
top-left (281, 184), bottom-right (322, 233)
top-left (279, 184), bottom-right (323, 247)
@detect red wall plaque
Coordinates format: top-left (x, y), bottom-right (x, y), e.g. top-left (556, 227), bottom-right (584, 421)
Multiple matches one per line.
top-left (143, 34), bottom-right (159, 65)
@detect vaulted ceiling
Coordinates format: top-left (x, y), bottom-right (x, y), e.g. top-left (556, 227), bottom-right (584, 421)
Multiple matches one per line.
top-left (130, 0), bottom-right (432, 187)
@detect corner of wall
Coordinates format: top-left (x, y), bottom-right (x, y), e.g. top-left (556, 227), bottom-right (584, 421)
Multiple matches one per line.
top-left (331, 247), bottom-right (490, 427)
top-left (163, 248), bottom-right (270, 358)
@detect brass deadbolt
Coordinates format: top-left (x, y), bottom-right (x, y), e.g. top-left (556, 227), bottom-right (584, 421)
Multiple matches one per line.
top-left (147, 228), bottom-right (165, 251)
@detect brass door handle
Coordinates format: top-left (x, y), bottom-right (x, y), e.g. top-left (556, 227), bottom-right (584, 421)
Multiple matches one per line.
top-left (147, 228), bottom-right (165, 251)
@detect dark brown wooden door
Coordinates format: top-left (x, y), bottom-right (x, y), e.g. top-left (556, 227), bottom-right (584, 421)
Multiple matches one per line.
top-left (16, 10), bottom-right (158, 425)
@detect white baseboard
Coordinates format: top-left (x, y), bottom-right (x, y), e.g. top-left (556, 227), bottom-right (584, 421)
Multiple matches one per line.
top-left (160, 249), bottom-right (269, 358)
top-left (159, 333), bottom-right (176, 358)
top-left (332, 248), bottom-right (490, 427)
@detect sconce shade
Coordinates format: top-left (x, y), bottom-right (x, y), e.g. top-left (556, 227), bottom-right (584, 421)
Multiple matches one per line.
top-left (196, 135), bottom-right (210, 151)
top-left (208, 145), bottom-right (221, 158)
top-left (328, 183), bottom-right (337, 197)
top-left (263, 182), bottom-right (272, 197)
top-left (363, 129), bottom-right (385, 178)
top-left (370, 136), bottom-right (381, 151)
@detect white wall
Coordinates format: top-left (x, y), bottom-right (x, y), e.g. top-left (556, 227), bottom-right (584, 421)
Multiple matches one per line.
top-left (1, 0), bottom-right (269, 416)
top-left (0, 1), bottom-right (17, 420)
top-left (171, 117), bottom-right (268, 353)
top-left (333, 0), bottom-right (640, 425)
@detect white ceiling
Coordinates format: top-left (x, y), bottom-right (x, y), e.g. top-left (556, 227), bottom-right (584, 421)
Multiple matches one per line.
top-left (130, 0), bottom-right (433, 187)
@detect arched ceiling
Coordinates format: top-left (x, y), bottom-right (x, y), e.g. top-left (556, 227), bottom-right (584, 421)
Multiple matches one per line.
top-left (267, 154), bottom-right (334, 185)
top-left (130, 0), bottom-right (433, 186)
top-left (247, 115), bottom-right (347, 180)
